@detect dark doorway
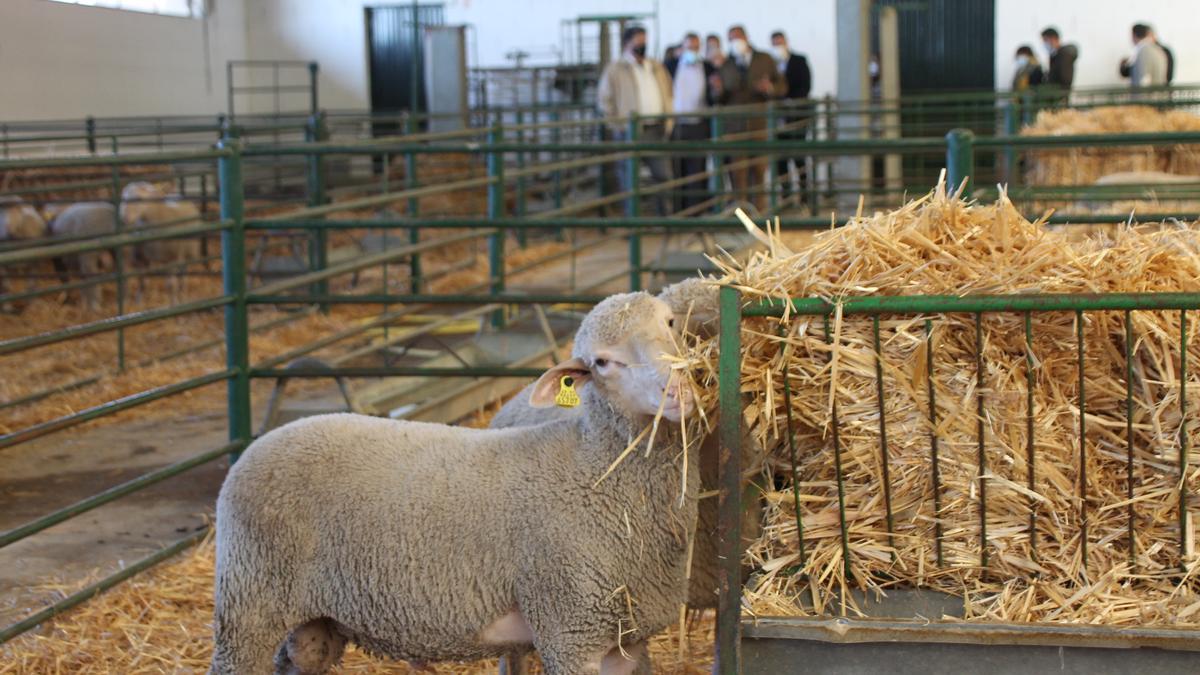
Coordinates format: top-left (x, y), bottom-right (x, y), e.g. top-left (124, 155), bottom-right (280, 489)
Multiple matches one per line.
top-left (365, 4), bottom-right (446, 124)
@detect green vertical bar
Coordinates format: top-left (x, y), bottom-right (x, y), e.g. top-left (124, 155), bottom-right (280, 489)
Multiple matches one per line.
top-left (1125, 309), bottom-right (1136, 565)
top-left (551, 109), bottom-right (563, 212)
top-left (767, 100), bottom-right (778, 214)
top-left (873, 316), bottom-right (895, 559)
top-left (823, 94), bottom-right (835, 202)
top-left (1181, 309), bottom-right (1190, 569)
top-left (109, 136), bottom-right (125, 371)
top-left (825, 313), bottom-right (852, 584)
top-left (626, 113), bottom-right (641, 291)
top-left (779, 323), bottom-right (806, 566)
top-left (1077, 310), bottom-right (1088, 568)
top-left (308, 62), bottom-right (320, 115)
top-left (1026, 311), bottom-right (1038, 560)
top-left (976, 312), bottom-right (988, 568)
top-left (404, 114), bottom-right (421, 293)
top-left (219, 135), bottom-right (251, 462)
top-left (487, 119), bottom-right (506, 327)
top-left (709, 114), bottom-right (724, 206)
top-left (945, 128), bottom-right (975, 195)
top-left (926, 318), bottom-right (944, 567)
top-left (1003, 98), bottom-right (1019, 185)
top-left (306, 112), bottom-right (329, 313)
top-left (382, 149), bottom-right (391, 344)
top-left (515, 109), bottom-right (527, 248)
top-left (85, 116), bottom-right (97, 155)
top-left (715, 285), bottom-right (742, 675)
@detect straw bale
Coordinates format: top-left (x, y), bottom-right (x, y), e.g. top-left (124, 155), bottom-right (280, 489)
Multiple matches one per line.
top-left (0, 537), bottom-right (714, 673)
top-left (687, 183), bottom-right (1200, 625)
top-left (1022, 106), bottom-right (1200, 186)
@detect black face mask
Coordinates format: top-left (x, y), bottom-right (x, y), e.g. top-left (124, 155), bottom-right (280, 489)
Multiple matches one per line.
top-left (632, 44), bottom-right (647, 58)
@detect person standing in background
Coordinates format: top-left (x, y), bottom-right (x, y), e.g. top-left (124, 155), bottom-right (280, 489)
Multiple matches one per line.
top-left (667, 32), bottom-right (716, 212)
top-left (705, 34), bottom-right (725, 70)
top-left (1120, 24), bottom-right (1169, 90)
top-left (597, 25), bottom-right (674, 215)
top-left (1012, 45), bottom-right (1045, 92)
top-left (711, 25), bottom-right (786, 211)
top-left (1041, 27), bottom-right (1078, 102)
top-left (769, 30), bottom-right (812, 210)
top-left (1151, 27), bottom-right (1176, 84)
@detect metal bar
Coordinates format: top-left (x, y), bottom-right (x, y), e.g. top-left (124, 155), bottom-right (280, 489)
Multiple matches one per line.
top-left (1026, 311), bottom-right (1038, 560)
top-left (246, 293), bottom-right (607, 305)
top-left (0, 219), bottom-right (230, 267)
top-left (626, 114), bottom-right (641, 291)
top-left (825, 313), bottom-right (853, 586)
top-left (0, 370), bottom-right (234, 451)
top-left (0, 149), bottom-right (230, 170)
top-left (1181, 309), bottom-right (1191, 567)
top-left (716, 285), bottom-right (743, 675)
top-left (976, 313), bottom-right (988, 568)
top-left (873, 316), bottom-right (895, 558)
top-left (405, 115), bottom-right (421, 294)
top-left (1125, 309), bottom-right (1136, 564)
top-left (487, 119), bottom-right (506, 328)
top-left (305, 113), bottom-right (329, 313)
top-left (220, 137), bottom-right (252, 463)
top-left (250, 366), bottom-right (547, 378)
top-left (0, 529), bottom-right (209, 644)
top-left (0, 295), bottom-right (232, 356)
top-left (1078, 310), bottom-right (1088, 568)
top-left (743, 293), bottom-right (1200, 317)
top-left (780, 323), bottom-right (807, 565)
top-left (927, 319), bottom-right (944, 566)
top-left (946, 128), bottom-right (975, 194)
top-left (0, 440), bottom-right (243, 549)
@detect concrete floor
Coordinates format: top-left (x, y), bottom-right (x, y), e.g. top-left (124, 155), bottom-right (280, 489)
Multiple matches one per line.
top-left (0, 230), bottom-right (749, 630)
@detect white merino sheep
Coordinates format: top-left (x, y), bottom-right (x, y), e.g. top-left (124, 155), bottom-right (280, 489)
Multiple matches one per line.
top-left (490, 278), bottom-right (765, 616)
top-left (210, 291), bottom-right (700, 675)
top-left (47, 202), bottom-right (119, 309)
top-left (121, 181), bottom-right (202, 303)
top-left (0, 198), bottom-right (48, 242)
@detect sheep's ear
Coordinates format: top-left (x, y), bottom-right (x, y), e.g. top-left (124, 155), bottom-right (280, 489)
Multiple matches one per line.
top-left (528, 357), bottom-right (591, 408)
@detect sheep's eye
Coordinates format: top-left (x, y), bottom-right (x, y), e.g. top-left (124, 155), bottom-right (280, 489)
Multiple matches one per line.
top-left (668, 317), bottom-right (675, 328)
top-left (594, 358), bottom-right (609, 368)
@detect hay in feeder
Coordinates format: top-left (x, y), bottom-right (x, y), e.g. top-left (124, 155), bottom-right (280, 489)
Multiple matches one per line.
top-left (0, 535), bottom-right (714, 674)
top-left (687, 181), bottom-right (1200, 625)
top-left (1021, 106), bottom-right (1200, 186)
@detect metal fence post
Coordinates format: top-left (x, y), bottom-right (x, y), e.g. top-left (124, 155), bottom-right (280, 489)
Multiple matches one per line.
top-left (709, 113), bottom-right (724, 210)
top-left (515, 109), bottom-right (528, 248)
top-left (945, 128), bottom-right (976, 195)
top-left (306, 111), bottom-right (329, 313)
top-left (627, 113), bottom-right (641, 291)
top-left (487, 118), bottom-right (506, 327)
top-left (109, 136), bottom-right (126, 371)
top-left (308, 61), bottom-right (320, 115)
top-left (715, 285), bottom-right (743, 675)
top-left (85, 117), bottom-right (97, 156)
top-left (404, 113), bottom-right (421, 293)
top-left (219, 134), bottom-right (251, 462)
top-left (1003, 97), bottom-right (1019, 185)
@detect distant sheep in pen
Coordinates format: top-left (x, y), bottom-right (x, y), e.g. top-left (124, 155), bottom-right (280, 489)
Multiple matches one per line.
top-left (210, 292), bottom-right (700, 675)
top-left (46, 202), bottom-right (117, 309)
top-left (0, 198), bottom-right (49, 309)
top-left (121, 181), bottom-right (201, 303)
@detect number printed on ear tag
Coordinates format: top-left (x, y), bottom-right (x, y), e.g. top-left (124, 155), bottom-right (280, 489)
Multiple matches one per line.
top-left (555, 375), bottom-right (580, 408)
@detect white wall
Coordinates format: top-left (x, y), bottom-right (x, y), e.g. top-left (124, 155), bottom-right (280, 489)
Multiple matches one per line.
top-left (242, 0), bottom-right (840, 111)
top-left (995, 0), bottom-right (1200, 91)
top-left (0, 0), bottom-right (248, 121)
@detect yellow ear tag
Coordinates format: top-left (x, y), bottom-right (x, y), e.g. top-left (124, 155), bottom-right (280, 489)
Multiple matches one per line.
top-left (555, 375), bottom-right (581, 408)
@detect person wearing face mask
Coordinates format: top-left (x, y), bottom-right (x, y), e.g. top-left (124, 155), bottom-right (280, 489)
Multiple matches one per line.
top-left (1120, 24), bottom-right (1169, 92)
top-left (1011, 45), bottom-right (1044, 92)
top-left (769, 30), bottom-right (812, 210)
top-left (667, 32), bottom-right (718, 211)
top-left (597, 25), bottom-right (675, 215)
top-left (1040, 27), bottom-right (1078, 105)
top-left (712, 25), bottom-right (786, 211)
top-left (705, 34), bottom-right (726, 69)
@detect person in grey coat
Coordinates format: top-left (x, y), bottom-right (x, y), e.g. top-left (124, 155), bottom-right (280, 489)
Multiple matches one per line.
top-left (1120, 23), bottom-right (1169, 91)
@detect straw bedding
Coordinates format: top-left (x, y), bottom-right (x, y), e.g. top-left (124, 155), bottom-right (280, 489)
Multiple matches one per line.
top-left (0, 537), bottom-right (715, 674)
top-left (689, 183), bottom-right (1200, 625)
top-left (1022, 105), bottom-right (1200, 186)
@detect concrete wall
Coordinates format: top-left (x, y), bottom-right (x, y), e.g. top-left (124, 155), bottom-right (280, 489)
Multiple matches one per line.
top-left (994, 0), bottom-right (1200, 91)
top-left (242, 0), bottom-right (840, 111)
top-left (0, 0), bottom-right (247, 121)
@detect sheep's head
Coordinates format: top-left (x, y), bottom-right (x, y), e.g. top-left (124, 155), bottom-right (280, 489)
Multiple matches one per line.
top-left (120, 181), bottom-right (165, 226)
top-left (657, 277), bottom-right (719, 339)
top-left (529, 292), bottom-right (692, 422)
top-left (0, 202), bottom-right (47, 241)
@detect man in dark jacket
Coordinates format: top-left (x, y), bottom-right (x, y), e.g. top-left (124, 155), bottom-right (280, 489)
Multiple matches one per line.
top-left (770, 30), bottom-right (812, 209)
top-left (1041, 27), bottom-right (1078, 103)
top-left (712, 25), bottom-right (786, 211)
top-left (667, 32), bottom-right (717, 212)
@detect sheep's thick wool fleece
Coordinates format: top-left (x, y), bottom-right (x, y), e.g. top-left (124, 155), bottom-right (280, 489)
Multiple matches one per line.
top-left (214, 406), bottom-right (697, 669)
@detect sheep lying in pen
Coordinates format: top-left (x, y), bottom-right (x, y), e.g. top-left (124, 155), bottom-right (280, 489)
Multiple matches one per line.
top-left (492, 277), bottom-right (764, 611)
top-left (210, 291), bottom-right (700, 675)
top-left (121, 181), bottom-right (201, 303)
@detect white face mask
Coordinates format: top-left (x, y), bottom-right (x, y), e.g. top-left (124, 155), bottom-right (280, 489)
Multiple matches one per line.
top-left (773, 45), bottom-right (789, 61)
top-left (680, 49), bottom-right (700, 65)
top-left (1015, 55), bottom-right (1030, 68)
top-left (730, 38), bottom-right (749, 57)
top-left (869, 60), bottom-right (880, 77)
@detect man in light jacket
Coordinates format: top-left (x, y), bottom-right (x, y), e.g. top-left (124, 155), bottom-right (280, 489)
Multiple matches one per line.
top-left (597, 25), bottom-right (674, 215)
top-left (1120, 23), bottom-right (1169, 91)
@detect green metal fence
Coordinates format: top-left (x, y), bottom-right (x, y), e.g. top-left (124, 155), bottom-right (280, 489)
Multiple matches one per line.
top-left (1, 116), bottom-right (1200, 651)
